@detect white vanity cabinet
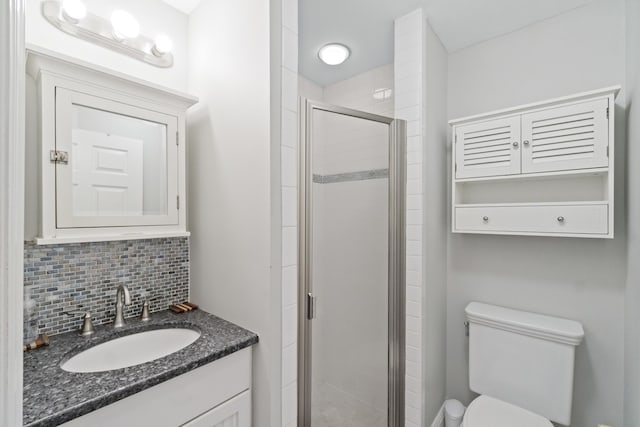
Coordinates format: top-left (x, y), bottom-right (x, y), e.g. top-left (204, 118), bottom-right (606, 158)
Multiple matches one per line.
top-left (451, 86), bottom-right (619, 238)
top-left (26, 46), bottom-right (198, 244)
top-left (61, 347), bottom-right (252, 427)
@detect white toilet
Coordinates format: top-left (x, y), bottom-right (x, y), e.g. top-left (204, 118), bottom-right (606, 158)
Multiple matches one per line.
top-left (462, 302), bottom-right (585, 427)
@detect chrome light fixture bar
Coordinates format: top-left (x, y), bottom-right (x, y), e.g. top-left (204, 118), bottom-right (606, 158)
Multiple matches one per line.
top-left (42, 1), bottom-right (174, 68)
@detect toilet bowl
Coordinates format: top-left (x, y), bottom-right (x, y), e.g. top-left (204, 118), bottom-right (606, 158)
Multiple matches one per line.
top-left (461, 395), bottom-right (552, 427)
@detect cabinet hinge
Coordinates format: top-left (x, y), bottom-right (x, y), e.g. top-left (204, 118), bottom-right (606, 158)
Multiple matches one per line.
top-left (607, 146), bottom-right (609, 157)
top-left (455, 163), bottom-right (458, 172)
top-left (177, 195), bottom-right (180, 210)
top-left (49, 150), bottom-right (69, 164)
top-left (176, 131), bottom-right (179, 146)
top-left (606, 107), bottom-right (610, 119)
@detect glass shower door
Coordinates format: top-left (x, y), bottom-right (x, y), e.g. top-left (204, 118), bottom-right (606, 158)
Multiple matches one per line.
top-left (299, 100), bottom-right (405, 427)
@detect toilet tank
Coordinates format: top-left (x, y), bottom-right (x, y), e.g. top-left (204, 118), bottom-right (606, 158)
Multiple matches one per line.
top-left (465, 302), bottom-right (584, 426)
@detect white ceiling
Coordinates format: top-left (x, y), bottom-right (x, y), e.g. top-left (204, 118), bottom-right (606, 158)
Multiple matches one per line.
top-left (161, 0), bottom-right (202, 15)
top-left (300, 0), bottom-right (594, 86)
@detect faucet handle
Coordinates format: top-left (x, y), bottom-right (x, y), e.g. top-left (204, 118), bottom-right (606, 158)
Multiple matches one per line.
top-left (64, 309), bottom-right (95, 336)
top-left (141, 300), bottom-right (151, 321)
top-left (79, 312), bottom-right (95, 336)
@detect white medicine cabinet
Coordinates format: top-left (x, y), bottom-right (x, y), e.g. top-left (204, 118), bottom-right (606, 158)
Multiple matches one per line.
top-left (26, 46), bottom-right (198, 244)
top-left (450, 86), bottom-right (620, 238)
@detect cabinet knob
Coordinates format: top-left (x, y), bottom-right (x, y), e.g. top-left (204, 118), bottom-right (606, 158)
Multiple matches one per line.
top-left (512, 141), bottom-right (519, 148)
top-left (483, 216), bottom-right (489, 222)
top-left (557, 216), bottom-right (565, 223)
top-left (523, 140), bottom-right (530, 146)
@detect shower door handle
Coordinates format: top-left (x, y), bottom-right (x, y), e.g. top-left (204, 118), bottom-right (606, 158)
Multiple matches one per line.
top-left (307, 293), bottom-right (317, 320)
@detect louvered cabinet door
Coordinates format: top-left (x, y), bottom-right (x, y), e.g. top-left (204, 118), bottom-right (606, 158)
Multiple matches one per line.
top-left (521, 99), bottom-right (610, 174)
top-left (455, 116), bottom-right (521, 179)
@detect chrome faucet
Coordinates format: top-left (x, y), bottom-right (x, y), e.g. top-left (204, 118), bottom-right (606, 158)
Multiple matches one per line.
top-left (113, 285), bottom-right (132, 328)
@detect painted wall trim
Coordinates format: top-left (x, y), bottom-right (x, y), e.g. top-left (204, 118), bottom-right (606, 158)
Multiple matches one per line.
top-left (0, 0), bottom-right (25, 425)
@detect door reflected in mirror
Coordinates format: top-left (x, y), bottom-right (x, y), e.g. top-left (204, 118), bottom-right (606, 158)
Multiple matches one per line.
top-left (70, 104), bottom-right (168, 218)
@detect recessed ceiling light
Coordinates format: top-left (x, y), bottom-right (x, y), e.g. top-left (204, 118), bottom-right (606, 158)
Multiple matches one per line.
top-left (318, 43), bottom-right (350, 66)
top-left (111, 10), bottom-right (140, 41)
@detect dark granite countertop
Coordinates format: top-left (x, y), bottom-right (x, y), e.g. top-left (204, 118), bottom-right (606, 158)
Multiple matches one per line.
top-left (23, 309), bottom-right (258, 427)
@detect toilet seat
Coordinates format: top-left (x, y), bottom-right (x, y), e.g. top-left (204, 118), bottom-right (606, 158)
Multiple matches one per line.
top-left (462, 395), bottom-right (553, 427)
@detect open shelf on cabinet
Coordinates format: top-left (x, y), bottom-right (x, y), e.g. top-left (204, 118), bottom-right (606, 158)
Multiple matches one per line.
top-left (453, 167), bottom-right (609, 184)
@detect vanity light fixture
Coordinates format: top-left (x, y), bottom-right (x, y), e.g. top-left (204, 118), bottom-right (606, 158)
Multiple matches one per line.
top-left (42, 1), bottom-right (174, 68)
top-left (318, 43), bottom-right (351, 65)
top-left (61, 0), bottom-right (86, 23)
top-left (111, 10), bottom-right (140, 41)
top-left (152, 34), bottom-right (173, 57)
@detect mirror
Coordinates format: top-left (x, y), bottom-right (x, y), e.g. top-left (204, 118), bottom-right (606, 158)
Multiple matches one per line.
top-left (52, 85), bottom-right (180, 230)
top-left (70, 104), bottom-right (168, 217)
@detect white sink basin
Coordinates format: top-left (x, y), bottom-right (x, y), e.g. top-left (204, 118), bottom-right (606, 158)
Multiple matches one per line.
top-left (61, 328), bottom-right (201, 373)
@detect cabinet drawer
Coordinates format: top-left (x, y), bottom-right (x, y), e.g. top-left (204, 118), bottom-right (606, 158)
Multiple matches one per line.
top-left (455, 204), bottom-right (608, 235)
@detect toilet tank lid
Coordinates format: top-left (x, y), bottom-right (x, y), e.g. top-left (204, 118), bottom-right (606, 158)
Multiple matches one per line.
top-left (465, 302), bottom-right (584, 346)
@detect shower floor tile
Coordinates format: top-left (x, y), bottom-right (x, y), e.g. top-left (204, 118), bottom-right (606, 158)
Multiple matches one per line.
top-left (311, 382), bottom-right (386, 427)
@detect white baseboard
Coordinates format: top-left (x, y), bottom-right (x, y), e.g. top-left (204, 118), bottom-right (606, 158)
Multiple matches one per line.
top-left (430, 403), bottom-right (445, 427)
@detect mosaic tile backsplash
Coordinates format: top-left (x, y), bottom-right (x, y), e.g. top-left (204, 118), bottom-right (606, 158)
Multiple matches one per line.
top-left (24, 237), bottom-right (190, 336)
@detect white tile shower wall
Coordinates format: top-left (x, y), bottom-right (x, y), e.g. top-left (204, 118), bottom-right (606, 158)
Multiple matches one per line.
top-left (281, 0), bottom-right (299, 425)
top-left (323, 64), bottom-right (395, 117)
top-left (394, 9), bottom-right (424, 427)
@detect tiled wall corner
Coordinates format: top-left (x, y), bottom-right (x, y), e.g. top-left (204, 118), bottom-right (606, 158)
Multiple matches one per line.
top-left (23, 237), bottom-right (190, 336)
top-left (395, 9), bottom-right (424, 427)
top-left (323, 64), bottom-right (395, 116)
top-left (281, 0), bottom-right (299, 425)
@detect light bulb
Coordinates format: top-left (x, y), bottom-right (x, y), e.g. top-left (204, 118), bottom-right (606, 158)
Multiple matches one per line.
top-left (318, 43), bottom-right (350, 66)
top-left (111, 10), bottom-right (140, 41)
top-left (61, 0), bottom-right (86, 23)
top-left (152, 35), bottom-right (173, 56)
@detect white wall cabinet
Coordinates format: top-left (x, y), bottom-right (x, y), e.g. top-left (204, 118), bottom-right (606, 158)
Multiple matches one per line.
top-left (26, 46), bottom-right (198, 244)
top-left (450, 86), bottom-right (619, 238)
top-left (61, 347), bottom-right (252, 427)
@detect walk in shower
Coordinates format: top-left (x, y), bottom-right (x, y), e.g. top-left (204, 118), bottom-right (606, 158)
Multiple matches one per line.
top-left (298, 99), bottom-right (406, 427)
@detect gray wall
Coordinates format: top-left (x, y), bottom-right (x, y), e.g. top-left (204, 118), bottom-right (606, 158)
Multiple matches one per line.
top-left (422, 19), bottom-right (448, 425)
top-left (186, 1), bottom-right (279, 426)
top-left (445, 1), bottom-right (626, 426)
top-left (625, 0), bottom-right (640, 425)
